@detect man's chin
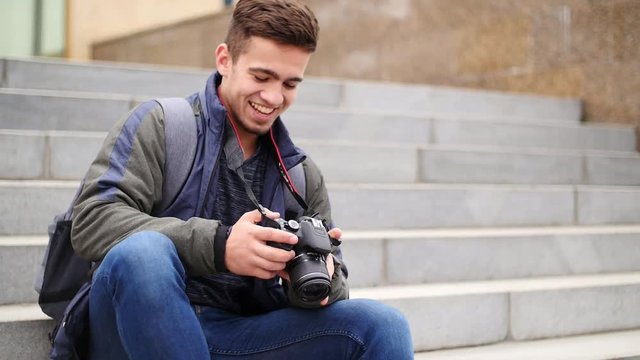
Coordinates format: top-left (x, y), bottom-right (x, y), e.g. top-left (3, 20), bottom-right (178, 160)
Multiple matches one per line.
top-left (234, 115), bottom-right (275, 136)
top-left (245, 123), bottom-right (273, 136)
top-left (251, 119), bottom-right (278, 135)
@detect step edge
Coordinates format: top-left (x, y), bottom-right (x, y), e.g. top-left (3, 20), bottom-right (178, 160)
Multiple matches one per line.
top-left (414, 329), bottom-right (640, 360)
top-left (0, 303), bottom-right (50, 322)
top-left (342, 224), bottom-right (640, 240)
top-left (350, 272), bottom-right (640, 300)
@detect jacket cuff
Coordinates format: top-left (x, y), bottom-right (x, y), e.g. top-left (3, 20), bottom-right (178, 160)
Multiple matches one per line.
top-left (213, 225), bottom-right (230, 272)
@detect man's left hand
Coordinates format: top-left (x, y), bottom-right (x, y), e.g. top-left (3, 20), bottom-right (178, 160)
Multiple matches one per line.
top-left (320, 227), bottom-right (341, 306)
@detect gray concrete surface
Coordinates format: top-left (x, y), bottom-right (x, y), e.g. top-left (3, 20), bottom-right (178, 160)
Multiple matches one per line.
top-left (0, 319), bottom-right (52, 359)
top-left (0, 89), bottom-right (131, 131)
top-left (585, 154), bottom-right (640, 186)
top-left (2, 57), bottom-right (209, 98)
top-left (0, 181), bottom-right (77, 235)
top-left (418, 147), bottom-right (583, 184)
top-left (433, 119), bottom-right (635, 152)
top-left (511, 284), bottom-right (640, 340)
top-left (385, 293), bottom-right (510, 351)
top-left (5, 129), bottom-right (640, 185)
top-left (0, 241), bottom-right (46, 305)
top-left (341, 80), bottom-right (582, 123)
top-left (578, 187), bottom-right (640, 225)
top-left (0, 131), bottom-right (45, 179)
top-left (351, 273), bottom-right (640, 351)
top-left (414, 329), bottom-right (640, 359)
top-left (329, 184), bottom-right (575, 229)
top-left (342, 227), bottom-right (640, 287)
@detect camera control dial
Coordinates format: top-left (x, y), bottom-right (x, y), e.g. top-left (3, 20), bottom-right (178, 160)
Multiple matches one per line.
top-left (285, 220), bottom-right (300, 231)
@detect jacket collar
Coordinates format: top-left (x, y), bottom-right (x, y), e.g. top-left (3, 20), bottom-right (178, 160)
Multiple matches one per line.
top-left (201, 72), bottom-right (305, 169)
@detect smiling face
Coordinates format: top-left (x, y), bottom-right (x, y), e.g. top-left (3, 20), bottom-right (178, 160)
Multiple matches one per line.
top-left (216, 36), bottom-right (312, 152)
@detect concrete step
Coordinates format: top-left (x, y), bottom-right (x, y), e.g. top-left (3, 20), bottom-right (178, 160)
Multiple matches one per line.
top-left (0, 57), bottom-right (339, 109)
top-left (4, 225), bottom-right (640, 304)
top-left (0, 237), bottom-right (45, 305)
top-left (3, 128), bottom-right (640, 185)
top-left (342, 225), bottom-right (640, 288)
top-left (4, 273), bottom-right (640, 356)
top-left (351, 272), bottom-right (640, 352)
top-left (305, 141), bottom-right (640, 185)
top-left (285, 108), bottom-right (634, 152)
top-left (429, 117), bottom-right (634, 153)
top-left (0, 181), bottom-right (77, 235)
top-left (1, 88), bottom-right (628, 150)
top-left (0, 304), bottom-right (52, 360)
top-left (0, 88), bottom-right (134, 132)
top-left (338, 79), bottom-right (582, 123)
top-left (1, 57), bottom-right (210, 99)
top-left (2, 57), bottom-right (581, 122)
top-left (414, 329), bottom-right (640, 360)
top-left (0, 129), bottom-right (105, 180)
top-left (4, 180), bottom-right (640, 234)
top-left (330, 183), bottom-right (640, 229)
top-left (0, 89), bottom-right (630, 152)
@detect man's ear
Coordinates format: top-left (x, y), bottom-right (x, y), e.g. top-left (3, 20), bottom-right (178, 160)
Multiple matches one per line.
top-left (215, 43), bottom-right (232, 76)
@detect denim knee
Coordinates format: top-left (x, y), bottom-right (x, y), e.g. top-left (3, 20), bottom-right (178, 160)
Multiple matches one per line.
top-left (89, 232), bottom-right (209, 360)
top-left (347, 299), bottom-right (410, 333)
top-left (95, 231), bottom-right (185, 287)
top-left (334, 299), bottom-right (413, 359)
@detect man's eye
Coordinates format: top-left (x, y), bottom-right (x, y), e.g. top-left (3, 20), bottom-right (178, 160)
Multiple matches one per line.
top-left (284, 82), bottom-right (298, 89)
top-left (254, 76), bottom-right (268, 82)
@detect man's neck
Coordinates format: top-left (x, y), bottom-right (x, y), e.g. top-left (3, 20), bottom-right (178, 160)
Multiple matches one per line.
top-left (217, 85), bottom-right (257, 160)
top-left (226, 116), bottom-right (258, 160)
top-left (237, 128), bottom-right (258, 160)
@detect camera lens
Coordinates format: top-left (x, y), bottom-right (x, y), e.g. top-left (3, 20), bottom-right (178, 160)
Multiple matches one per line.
top-left (298, 279), bottom-right (331, 301)
top-left (288, 253), bottom-right (331, 303)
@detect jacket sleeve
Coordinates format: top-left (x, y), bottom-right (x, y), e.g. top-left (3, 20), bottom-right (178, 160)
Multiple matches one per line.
top-left (303, 157), bottom-right (350, 305)
top-left (70, 101), bottom-right (223, 277)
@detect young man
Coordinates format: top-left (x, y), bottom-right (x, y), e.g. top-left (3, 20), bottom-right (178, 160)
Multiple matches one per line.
top-left (71, 0), bottom-right (413, 358)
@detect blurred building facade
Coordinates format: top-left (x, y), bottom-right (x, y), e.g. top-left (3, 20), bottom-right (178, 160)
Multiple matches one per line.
top-left (0, 0), bottom-right (228, 60)
top-left (92, 0), bottom-right (640, 125)
top-left (1, 0), bottom-right (66, 57)
top-left (2, 0), bottom-right (638, 125)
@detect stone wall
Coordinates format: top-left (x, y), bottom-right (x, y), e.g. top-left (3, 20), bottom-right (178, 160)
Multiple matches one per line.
top-left (92, 10), bottom-right (230, 69)
top-left (69, 0), bottom-right (223, 60)
top-left (93, 0), bottom-right (640, 124)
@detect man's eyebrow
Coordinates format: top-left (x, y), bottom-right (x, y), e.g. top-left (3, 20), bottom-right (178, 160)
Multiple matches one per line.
top-left (249, 67), bottom-right (303, 83)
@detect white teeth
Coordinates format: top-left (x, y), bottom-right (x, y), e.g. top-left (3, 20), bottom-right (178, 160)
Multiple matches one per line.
top-left (250, 101), bottom-right (275, 115)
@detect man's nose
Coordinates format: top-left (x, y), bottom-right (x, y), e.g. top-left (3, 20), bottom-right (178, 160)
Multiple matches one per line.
top-left (260, 85), bottom-right (284, 107)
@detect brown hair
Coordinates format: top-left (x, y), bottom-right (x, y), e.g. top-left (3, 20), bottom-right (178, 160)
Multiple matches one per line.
top-left (225, 0), bottom-right (319, 61)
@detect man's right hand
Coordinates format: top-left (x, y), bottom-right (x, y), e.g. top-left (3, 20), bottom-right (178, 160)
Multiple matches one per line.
top-left (225, 209), bottom-right (298, 279)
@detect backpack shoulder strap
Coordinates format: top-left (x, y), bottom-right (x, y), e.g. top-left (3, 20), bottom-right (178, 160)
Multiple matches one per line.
top-left (155, 98), bottom-right (198, 212)
top-left (284, 162), bottom-right (306, 220)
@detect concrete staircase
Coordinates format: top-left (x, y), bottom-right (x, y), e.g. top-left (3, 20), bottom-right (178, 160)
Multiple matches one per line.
top-left (2, 57), bottom-right (640, 359)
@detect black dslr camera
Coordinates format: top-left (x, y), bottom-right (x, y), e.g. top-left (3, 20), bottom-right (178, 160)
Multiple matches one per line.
top-left (265, 216), bottom-right (334, 304)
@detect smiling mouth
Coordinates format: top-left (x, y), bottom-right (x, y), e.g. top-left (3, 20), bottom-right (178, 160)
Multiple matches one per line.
top-left (249, 101), bottom-right (276, 115)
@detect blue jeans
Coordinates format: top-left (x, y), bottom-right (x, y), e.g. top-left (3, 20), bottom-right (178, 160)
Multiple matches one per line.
top-left (89, 231), bottom-right (413, 359)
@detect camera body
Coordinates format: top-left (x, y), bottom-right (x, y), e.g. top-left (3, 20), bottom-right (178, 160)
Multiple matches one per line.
top-left (266, 216), bottom-right (333, 304)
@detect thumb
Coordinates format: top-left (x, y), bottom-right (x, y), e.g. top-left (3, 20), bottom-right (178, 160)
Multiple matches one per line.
top-left (241, 208), bottom-right (280, 224)
top-left (262, 207), bottom-right (280, 221)
top-left (328, 227), bottom-right (342, 240)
